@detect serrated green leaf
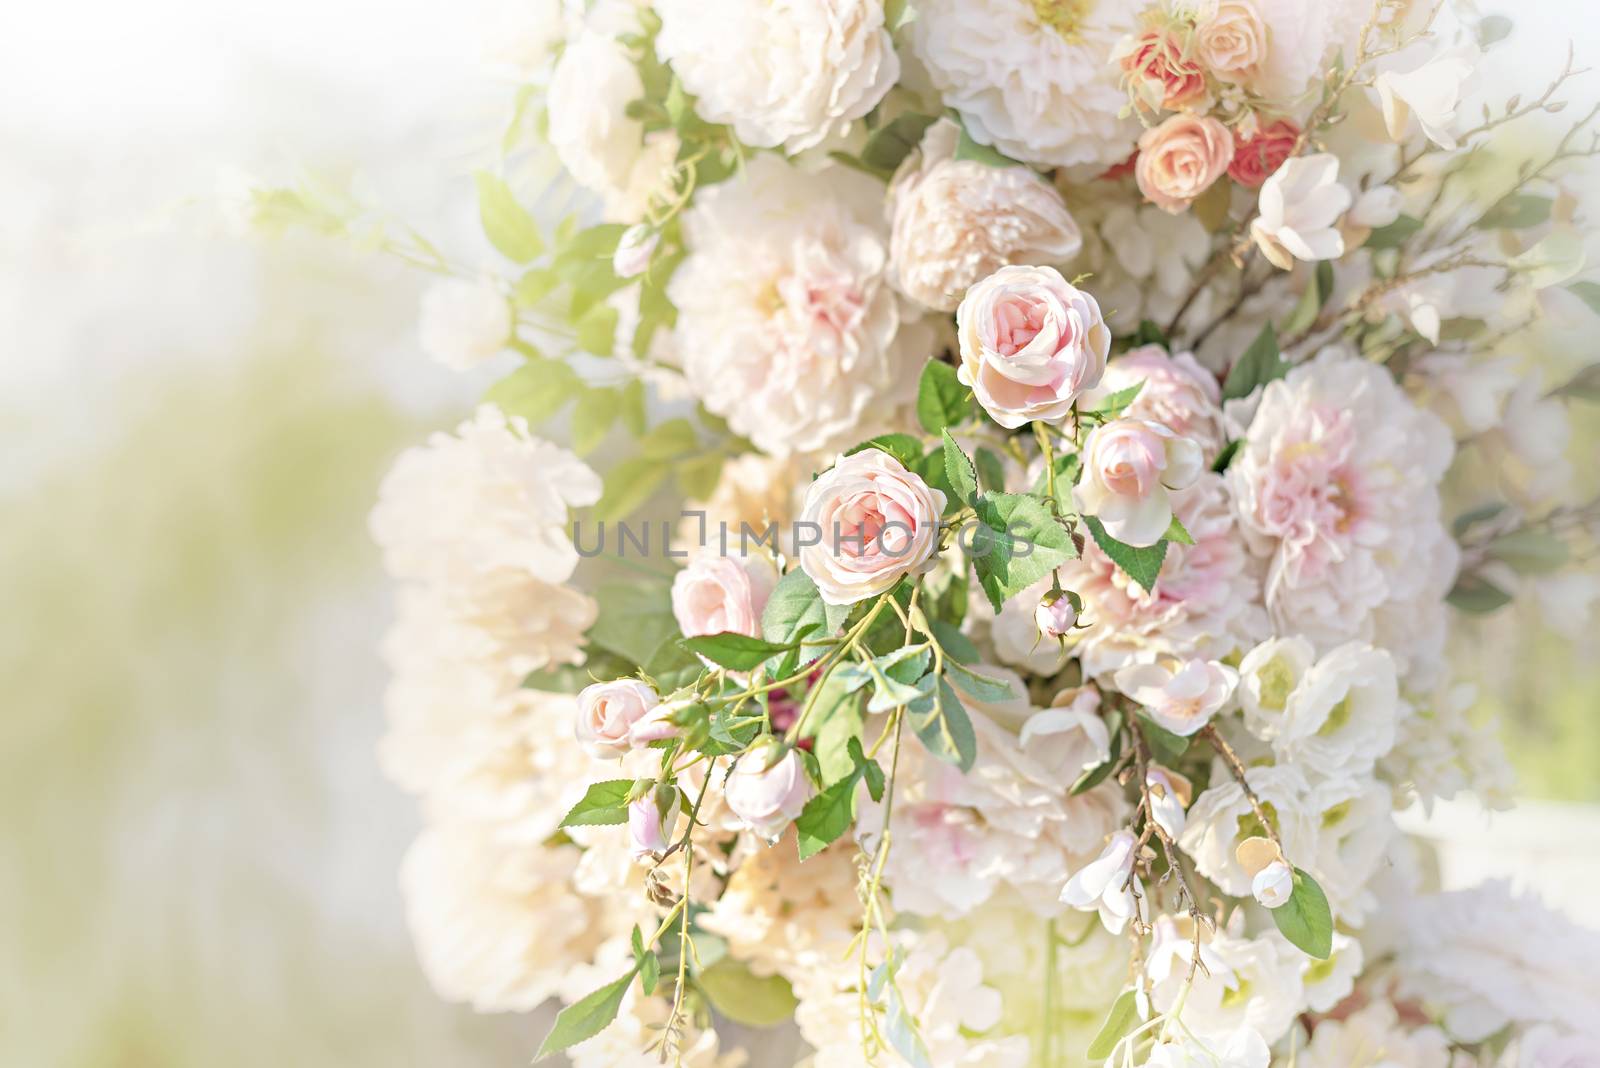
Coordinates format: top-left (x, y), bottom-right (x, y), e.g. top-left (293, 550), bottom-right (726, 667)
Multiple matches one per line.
top-left (1164, 513), bottom-right (1195, 546)
top-left (680, 632), bottom-right (794, 671)
top-left (930, 620), bottom-right (982, 665)
top-left (1221, 323), bottom-right (1287, 402)
top-left (763, 569), bottom-right (835, 665)
top-left (968, 492), bottom-right (1078, 611)
top-left (571, 387), bottom-right (618, 455)
top-left (974, 447), bottom-right (1007, 494)
top-left (847, 433), bottom-right (924, 468)
top-left (575, 301), bottom-right (619, 356)
top-left (1086, 989), bottom-right (1141, 1061)
top-left (1081, 381), bottom-right (1145, 418)
top-left (642, 637), bottom-right (703, 692)
top-left (942, 431), bottom-right (979, 506)
top-left (535, 970), bottom-right (637, 1060)
top-left (1273, 868), bottom-right (1334, 959)
top-left (559, 779), bottom-right (636, 828)
top-left (945, 659), bottom-right (1016, 703)
top-left (917, 360), bottom-right (969, 434)
top-left (639, 949), bottom-right (660, 995)
top-left (1083, 515), bottom-right (1168, 592)
top-left (907, 676), bottom-right (977, 770)
top-left (697, 960), bottom-right (800, 1028)
top-left (475, 171), bottom-right (543, 264)
top-left (589, 582), bottom-right (677, 665)
top-left (796, 775), bottom-right (860, 859)
top-left (483, 359), bottom-right (580, 425)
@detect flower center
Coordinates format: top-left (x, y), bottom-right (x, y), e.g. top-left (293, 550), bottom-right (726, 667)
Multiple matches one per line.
top-left (1031, 0), bottom-right (1095, 41)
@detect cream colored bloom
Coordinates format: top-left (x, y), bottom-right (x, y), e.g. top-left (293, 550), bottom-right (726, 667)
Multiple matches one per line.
top-left (888, 119), bottom-right (1082, 312)
top-left (1075, 418), bottom-right (1203, 547)
top-left (418, 279), bottom-right (510, 371)
top-left (1195, 0), bottom-right (1268, 83)
top-left (1375, 47), bottom-right (1478, 150)
top-left (1250, 154), bottom-right (1353, 269)
top-left (1136, 113), bottom-right (1235, 214)
top-left (1117, 657), bottom-right (1239, 737)
top-left (655, 0), bottom-right (897, 153)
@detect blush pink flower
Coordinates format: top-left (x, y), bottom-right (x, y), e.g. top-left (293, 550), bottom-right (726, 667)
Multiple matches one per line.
top-left (798, 447), bottom-right (947, 606)
top-left (725, 744), bottom-right (812, 842)
top-left (1229, 119), bottom-right (1300, 189)
top-left (1115, 657), bottom-right (1239, 736)
top-left (1119, 28), bottom-right (1210, 113)
top-left (1135, 113), bottom-right (1234, 213)
top-left (1075, 418), bottom-right (1204, 547)
top-left (575, 679), bottom-right (661, 759)
top-left (955, 265), bottom-right (1110, 429)
top-left (1082, 345), bottom-right (1226, 460)
top-left (671, 553), bottom-right (779, 640)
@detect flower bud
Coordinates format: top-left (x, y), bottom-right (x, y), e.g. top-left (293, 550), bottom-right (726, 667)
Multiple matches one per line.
top-left (575, 679), bottom-right (661, 759)
top-left (612, 224), bottom-right (659, 279)
top-left (1251, 860), bottom-right (1295, 909)
top-left (628, 785), bottom-right (678, 861)
top-left (725, 742), bottom-right (811, 842)
top-left (1035, 589), bottom-right (1078, 639)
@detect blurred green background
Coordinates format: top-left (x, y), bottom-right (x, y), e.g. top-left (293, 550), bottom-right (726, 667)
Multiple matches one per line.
top-left (0, 1), bottom-right (1595, 1066)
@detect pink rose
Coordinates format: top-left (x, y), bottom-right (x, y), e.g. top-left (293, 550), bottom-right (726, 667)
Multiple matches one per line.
top-left (1229, 119), bottom-right (1299, 188)
top-left (627, 786), bottom-right (678, 861)
top-left (671, 553), bottom-right (779, 640)
top-left (724, 744), bottom-right (811, 842)
top-left (1074, 418), bottom-right (1203, 547)
top-left (1195, 0), bottom-right (1267, 83)
top-left (1135, 113), bottom-right (1234, 213)
top-left (575, 679), bottom-right (660, 758)
top-left (955, 265), bottom-right (1110, 429)
top-left (1120, 28), bottom-right (1210, 113)
top-left (1082, 345), bottom-right (1226, 460)
top-left (797, 448), bottom-right (946, 606)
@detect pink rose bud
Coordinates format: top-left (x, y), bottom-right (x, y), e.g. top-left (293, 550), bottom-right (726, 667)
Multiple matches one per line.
top-left (955, 265), bottom-right (1110, 429)
top-left (1074, 418), bottom-right (1203, 548)
top-left (628, 698), bottom-right (686, 747)
top-left (724, 743), bottom-right (811, 842)
top-left (1252, 860), bottom-right (1295, 909)
top-left (671, 553), bottom-right (779, 640)
top-left (1035, 589), bottom-right (1078, 638)
top-left (612, 224), bottom-right (659, 279)
top-left (797, 448), bottom-right (946, 606)
top-left (575, 679), bottom-right (660, 759)
top-left (628, 785), bottom-right (678, 861)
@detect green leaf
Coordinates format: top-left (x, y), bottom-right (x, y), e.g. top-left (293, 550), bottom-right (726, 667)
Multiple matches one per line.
top-left (1552, 362), bottom-right (1600, 402)
top-left (571, 388), bottom-right (618, 455)
top-left (1081, 381), bottom-right (1144, 418)
top-left (1086, 989), bottom-right (1141, 1061)
top-left (1211, 438), bottom-right (1242, 473)
top-left (1083, 515), bottom-right (1168, 593)
top-left (1193, 178), bottom-right (1232, 233)
top-left (968, 493), bottom-right (1078, 611)
top-left (885, 0), bottom-right (917, 31)
top-left (1480, 193), bottom-right (1551, 231)
top-left (954, 125), bottom-right (1023, 169)
top-left (763, 569), bottom-right (836, 665)
top-left (916, 360), bottom-right (969, 434)
top-left (1447, 573), bottom-right (1515, 614)
top-left (1164, 514), bottom-right (1195, 546)
top-left (1365, 214), bottom-right (1423, 251)
top-left (535, 970), bottom-right (637, 1060)
top-left (974, 448), bottom-right (1007, 495)
top-left (1567, 281), bottom-right (1600, 316)
top-left (1476, 13), bottom-right (1513, 47)
top-left (884, 983), bottom-right (934, 1068)
top-left (475, 171), bottom-right (544, 264)
top-left (1071, 710), bottom-right (1124, 795)
top-left (930, 620), bottom-right (982, 665)
top-left (810, 677), bottom-right (867, 781)
top-left (619, 379), bottom-right (648, 435)
top-left (1136, 714), bottom-right (1189, 764)
top-left (907, 676), bottom-right (977, 771)
top-left (680, 632), bottom-right (794, 671)
top-left (642, 637), bottom-right (703, 692)
top-left (676, 452), bottom-right (724, 500)
top-left (697, 960), bottom-right (800, 1028)
top-left (944, 659), bottom-right (1016, 704)
top-left (796, 774), bottom-right (861, 859)
top-left (575, 301), bottom-right (619, 356)
top-left (1486, 528), bottom-right (1569, 574)
top-left (1132, 319), bottom-right (1168, 349)
top-left (1281, 260), bottom-right (1334, 336)
top-left (589, 583), bottom-right (678, 665)
top-left (942, 431), bottom-right (979, 506)
top-left (1273, 868), bottom-right (1335, 959)
top-left (593, 457), bottom-right (670, 521)
top-left (637, 417), bottom-right (699, 459)
top-left (1221, 323), bottom-right (1287, 402)
top-left (847, 433), bottom-right (924, 468)
top-left (638, 950), bottom-right (660, 996)
top-left (483, 358), bottom-right (580, 425)
top-left (559, 779), bottom-right (636, 828)
top-left (860, 112), bottom-right (937, 176)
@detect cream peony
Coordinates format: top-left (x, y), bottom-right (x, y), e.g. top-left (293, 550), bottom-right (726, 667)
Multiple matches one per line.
top-left (671, 155), bottom-right (930, 458)
top-left (1227, 352), bottom-right (1458, 681)
top-left (797, 447), bottom-right (946, 606)
top-left (548, 30), bottom-right (678, 222)
top-left (1135, 113), bottom-right (1235, 214)
top-left (956, 264), bottom-right (1110, 429)
top-left (1075, 418), bottom-right (1203, 547)
top-left (910, 0), bottom-right (1140, 171)
top-left (417, 278), bottom-right (510, 371)
top-left (1250, 154), bottom-right (1353, 269)
top-left (654, 0), bottom-right (898, 153)
top-left (888, 119), bottom-right (1083, 312)
top-left (671, 552), bottom-right (779, 640)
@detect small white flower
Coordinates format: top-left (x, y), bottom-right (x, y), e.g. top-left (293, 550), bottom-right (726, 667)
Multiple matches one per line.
top-left (1302, 932), bottom-right (1363, 1013)
top-left (611, 224), bottom-right (659, 279)
top-left (1146, 766), bottom-right (1193, 839)
top-left (1237, 637), bottom-right (1317, 743)
top-left (1116, 658), bottom-right (1238, 737)
top-left (1146, 1025), bottom-right (1270, 1068)
top-left (1250, 155), bottom-right (1353, 270)
top-left (1060, 830), bottom-right (1144, 934)
top-left (1276, 643), bottom-right (1401, 780)
top-left (417, 279), bottom-right (511, 371)
top-left (1251, 860), bottom-right (1295, 909)
top-left (1350, 184), bottom-right (1404, 229)
top-left (1375, 47), bottom-right (1478, 151)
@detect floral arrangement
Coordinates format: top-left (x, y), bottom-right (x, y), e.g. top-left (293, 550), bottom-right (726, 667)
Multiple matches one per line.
top-left (267, 0), bottom-right (1600, 1064)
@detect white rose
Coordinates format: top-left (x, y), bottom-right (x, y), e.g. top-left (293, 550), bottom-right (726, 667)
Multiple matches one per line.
top-left (655, 0), bottom-right (897, 153)
top-left (956, 265), bottom-right (1110, 429)
top-left (671, 553), bottom-right (779, 640)
top-left (724, 744), bottom-right (811, 842)
top-left (797, 448), bottom-right (946, 606)
top-left (575, 679), bottom-right (660, 758)
top-left (1075, 419), bottom-right (1203, 548)
top-left (888, 119), bottom-right (1082, 312)
top-left (417, 279), bottom-right (511, 371)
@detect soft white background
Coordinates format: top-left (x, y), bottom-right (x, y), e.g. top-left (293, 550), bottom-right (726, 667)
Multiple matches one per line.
top-left (0, 2), bottom-right (1596, 1065)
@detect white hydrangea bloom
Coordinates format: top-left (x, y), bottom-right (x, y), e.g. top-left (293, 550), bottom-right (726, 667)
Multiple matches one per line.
top-left (1379, 682), bottom-right (1514, 811)
top-left (1228, 352), bottom-right (1458, 684)
top-left (909, 0), bottom-right (1139, 171)
top-left (655, 0), bottom-right (898, 153)
top-left (670, 155), bottom-right (931, 458)
top-left (1396, 881), bottom-right (1600, 1044)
